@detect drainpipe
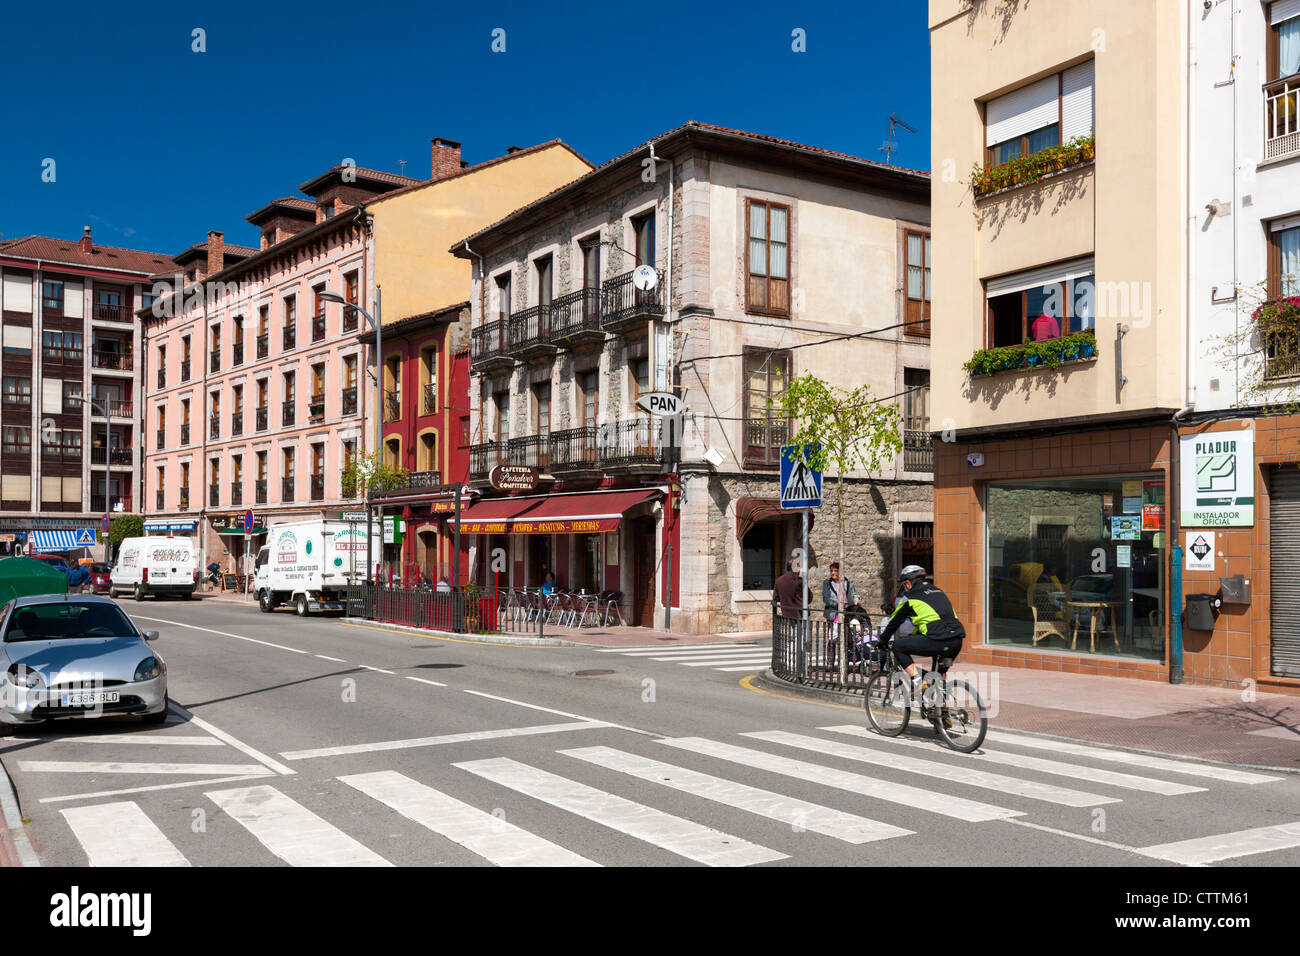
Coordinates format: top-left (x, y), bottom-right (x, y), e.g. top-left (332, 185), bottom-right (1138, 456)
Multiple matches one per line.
top-left (1170, 404), bottom-right (1195, 684)
top-left (649, 141), bottom-right (676, 630)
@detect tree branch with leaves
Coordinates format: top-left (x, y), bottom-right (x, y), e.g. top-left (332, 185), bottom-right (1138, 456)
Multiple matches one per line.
top-left (341, 453), bottom-right (409, 500)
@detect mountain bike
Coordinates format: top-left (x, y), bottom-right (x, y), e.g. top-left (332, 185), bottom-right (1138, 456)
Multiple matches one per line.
top-left (864, 649), bottom-right (988, 753)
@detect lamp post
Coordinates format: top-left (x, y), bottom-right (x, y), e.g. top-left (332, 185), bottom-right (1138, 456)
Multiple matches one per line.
top-left (72, 395), bottom-right (110, 562)
top-left (320, 290), bottom-right (382, 585)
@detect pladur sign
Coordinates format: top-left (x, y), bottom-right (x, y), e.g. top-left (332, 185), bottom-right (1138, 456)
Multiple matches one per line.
top-left (1179, 427), bottom-right (1254, 527)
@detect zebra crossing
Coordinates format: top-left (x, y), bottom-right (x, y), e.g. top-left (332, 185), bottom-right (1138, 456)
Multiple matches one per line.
top-left (597, 642), bottom-right (772, 673)
top-left (42, 723), bottom-right (1296, 868)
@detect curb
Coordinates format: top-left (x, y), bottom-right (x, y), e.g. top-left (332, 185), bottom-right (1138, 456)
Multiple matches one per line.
top-left (753, 670), bottom-right (1300, 775)
top-left (335, 618), bottom-right (593, 648)
top-left (0, 760), bottom-right (40, 867)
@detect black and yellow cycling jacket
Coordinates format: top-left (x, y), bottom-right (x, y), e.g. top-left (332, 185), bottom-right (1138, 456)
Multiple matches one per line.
top-left (879, 581), bottom-right (967, 643)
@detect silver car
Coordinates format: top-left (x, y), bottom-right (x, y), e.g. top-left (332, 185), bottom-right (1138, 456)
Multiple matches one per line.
top-left (0, 594), bottom-right (167, 726)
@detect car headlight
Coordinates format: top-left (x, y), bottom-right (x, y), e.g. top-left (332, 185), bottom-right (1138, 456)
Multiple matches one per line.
top-left (134, 657), bottom-right (162, 682)
top-left (7, 664), bottom-right (45, 689)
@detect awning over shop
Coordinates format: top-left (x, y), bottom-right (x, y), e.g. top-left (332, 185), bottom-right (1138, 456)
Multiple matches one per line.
top-left (144, 520), bottom-right (196, 533)
top-left (735, 497), bottom-right (814, 541)
top-left (30, 529), bottom-right (97, 551)
top-left (456, 489), bottom-right (660, 535)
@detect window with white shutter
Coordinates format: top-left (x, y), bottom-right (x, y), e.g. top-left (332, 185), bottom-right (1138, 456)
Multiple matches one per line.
top-left (984, 61), bottom-right (1095, 166)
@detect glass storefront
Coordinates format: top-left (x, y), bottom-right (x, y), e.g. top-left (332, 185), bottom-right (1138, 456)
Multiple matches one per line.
top-left (986, 475), bottom-right (1165, 660)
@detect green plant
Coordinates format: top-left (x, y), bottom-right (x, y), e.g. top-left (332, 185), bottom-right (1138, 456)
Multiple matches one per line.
top-left (971, 132), bottom-right (1095, 197)
top-left (964, 331), bottom-right (1098, 376)
top-left (341, 453), bottom-right (408, 499)
top-left (107, 514), bottom-right (143, 549)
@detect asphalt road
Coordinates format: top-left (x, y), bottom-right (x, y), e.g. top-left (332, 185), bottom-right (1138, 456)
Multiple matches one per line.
top-left (3, 599), bottom-right (1298, 867)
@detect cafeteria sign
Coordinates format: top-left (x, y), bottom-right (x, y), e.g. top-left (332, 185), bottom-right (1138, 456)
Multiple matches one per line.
top-left (1180, 428), bottom-right (1254, 527)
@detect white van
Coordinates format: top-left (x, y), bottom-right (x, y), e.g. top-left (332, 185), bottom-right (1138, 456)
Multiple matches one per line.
top-left (110, 536), bottom-right (198, 601)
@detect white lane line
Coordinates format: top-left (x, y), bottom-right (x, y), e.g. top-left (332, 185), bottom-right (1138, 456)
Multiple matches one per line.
top-left (657, 737), bottom-right (1022, 823)
top-left (405, 675), bottom-right (447, 687)
top-left (1004, 819), bottom-right (1146, 857)
top-left (131, 616), bottom-right (310, 655)
top-left (315, 655), bottom-right (347, 663)
top-left (38, 734), bottom-right (226, 747)
top-left (456, 757), bottom-right (786, 867)
top-left (280, 721), bottom-right (612, 761)
top-left (340, 770), bottom-right (599, 867)
top-left (561, 746), bottom-right (912, 845)
top-left (598, 643), bottom-right (752, 653)
top-left (20, 760), bottom-right (274, 776)
top-left (745, 731), bottom-right (1119, 808)
top-left (1136, 822), bottom-right (1300, 865)
top-left (677, 657), bottom-right (773, 667)
top-left (358, 665), bottom-right (395, 675)
top-left (822, 725), bottom-right (1206, 796)
top-left (983, 731), bottom-right (1284, 784)
top-left (714, 665), bottom-right (772, 672)
top-left (168, 702), bottom-right (296, 776)
top-left (460, 689), bottom-right (653, 735)
top-left (207, 784), bottom-right (391, 867)
top-left (641, 649), bottom-right (766, 659)
top-left (60, 801), bottom-right (191, 866)
top-left (39, 774), bottom-right (272, 805)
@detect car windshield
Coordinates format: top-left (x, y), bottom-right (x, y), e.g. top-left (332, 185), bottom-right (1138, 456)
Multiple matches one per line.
top-left (91, 563), bottom-right (111, 574)
top-left (4, 602), bottom-right (138, 642)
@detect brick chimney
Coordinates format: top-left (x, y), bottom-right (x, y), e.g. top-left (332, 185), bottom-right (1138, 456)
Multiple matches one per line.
top-left (430, 137), bottom-right (462, 180)
top-left (206, 230), bottom-right (224, 276)
top-left (79, 225), bottom-right (93, 255)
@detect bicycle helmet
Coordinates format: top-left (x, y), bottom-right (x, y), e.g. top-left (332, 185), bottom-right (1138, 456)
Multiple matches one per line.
top-left (900, 565), bottom-right (927, 583)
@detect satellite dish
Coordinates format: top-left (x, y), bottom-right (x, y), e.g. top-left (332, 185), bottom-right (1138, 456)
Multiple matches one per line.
top-left (633, 265), bottom-right (657, 291)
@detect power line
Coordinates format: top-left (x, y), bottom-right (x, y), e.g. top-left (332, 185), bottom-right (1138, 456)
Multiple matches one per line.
top-left (677, 318), bottom-right (930, 366)
top-left (691, 384), bottom-right (926, 422)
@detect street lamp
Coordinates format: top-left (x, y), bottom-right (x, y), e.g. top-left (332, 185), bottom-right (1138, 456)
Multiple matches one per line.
top-left (70, 395), bottom-right (110, 562)
top-left (319, 290), bottom-right (383, 586)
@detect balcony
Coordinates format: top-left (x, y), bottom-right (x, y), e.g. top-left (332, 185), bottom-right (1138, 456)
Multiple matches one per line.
top-left (601, 269), bottom-right (664, 334)
top-left (90, 448), bottom-right (133, 466)
top-left (179, 488), bottom-right (190, 511)
top-left (231, 482), bottom-right (242, 506)
top-left (180, 359), bottom-right (191, 382)
top-left (1266, 76), bottom-right (1299, 161)
top-left (312, 315), bottom-right (326, 342)
top-left (156, 429), bottom-right (165, 450)
top-left (209, 416), bottom-right (220, 440)
top-left (256, 407), bottom-right (268, 431)
top-left (255, 480), bottom-right (267, 504)
top-left (507, 305), bottom-right (556, 363)
top-left (209, 483), bottom-right (220, 507)
top-left (282, 401), bottom-right (295, 427)
top-left (904, 429), bottom-right (933, 473)
top-left (372, 470), bottom-right (442, 496)
top-left (507, 434), bottom-right (550, 472)
top-left (310, 474), bottom-right (324, 501)
top-left (92, 495), bottom-right (131, 513)
top-left (281, 476), bottom-right (295, 501)
top-left (422, 382), bottom-right (436, 415)
top-left (550, 288), bottom-right (604, 350)
top-left (232, 342), bottom-right (243, 366)
top-left (93, 302), bottom-right (128, 323)
top-left (469, 441), bottom-right (508, 480)
top-left (256, 334), bottom-right (268, 359)
top-left (343, 310), bottom-right (358, 332)
top-left (600, 417), bottom-right (663, 470)
top-left (470, 320), bottom-right (512, 372)
top-left (743, 420), bottom-right (791, 469)
top-left (156, 490), bottom-right (164, 511)
top-left (180, 424), bottom-right (190, 445)
top-left (2, 392), bottom-right (31, 408)
top-left (342, 387), bottom-right (357, 416)
top-left (550, 426), bottom-right (599, 474)
top-left (157, 369), bottom-right (166, 389)
top-left (310, 394), bottom-right (325, 422)
top-left (92, 349), bottom-right (132, 371)
top-left (210, 350), bottom-right (220, 373)
top-left (384, 390), bottom-right (400, 423)
top-left (92, 399), bottom-right (132, 418)
top-left (283, 325), bottom-right (296, 350)
top-left (231, 411), bottom-right (243, 436)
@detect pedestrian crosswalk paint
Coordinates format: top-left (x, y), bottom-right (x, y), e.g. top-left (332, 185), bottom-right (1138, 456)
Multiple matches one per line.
top-left (206, 785), bottom-right (392, 866)
top-left (982, 731), bottom-right (1283, 784)
top-left (20, 760), bottom-right (274, 776)
top-left (339, 770), bottom-right (598, 867)
top-left (40, 733), bottom-right (225, 747)
top-left (560, 746), bottom-right (913, 845)
top-left (678, 657), bottom-right (772, 667)
top-left (280, 720), bottom-right (610, 761)
top-left (657, 737), bottom-right (1022, 822)
top-left (1137, 821), bottom-right (1300, 865)
top-left (455, 756), bottom-right (788, 866)
top-left (821, 726), bottom-right (1206, 796)
top-left (598, 643), bottom-right (753, 654)
top-left (60, 801), bottom-right (190, 867)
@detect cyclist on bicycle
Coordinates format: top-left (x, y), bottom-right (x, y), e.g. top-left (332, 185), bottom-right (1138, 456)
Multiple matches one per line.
top-left (875, 565), bottom-right (965, 697)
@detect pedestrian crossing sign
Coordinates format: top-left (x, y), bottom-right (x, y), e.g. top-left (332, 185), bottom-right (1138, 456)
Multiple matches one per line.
top-left (75, 528), bottom-right (97, 546)
top-left (780, 444), bottom-right (822, 509)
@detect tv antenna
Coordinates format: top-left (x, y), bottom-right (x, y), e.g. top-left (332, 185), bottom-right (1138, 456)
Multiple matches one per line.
top-left (398, 159), bottom-right (408, 176)
top-left (880, 112), bottom-right (917, 165)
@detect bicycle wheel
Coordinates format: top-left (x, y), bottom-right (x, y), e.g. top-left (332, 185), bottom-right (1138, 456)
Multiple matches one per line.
top-left (865, 670), bottom-right (910, 736)
top-left (935, 679), bottom-right (988, 753)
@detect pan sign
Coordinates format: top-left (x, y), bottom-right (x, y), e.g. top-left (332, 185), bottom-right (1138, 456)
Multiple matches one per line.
top-left (489, 464), bottom-right (540, 492)
top-left (636, 391), bottom-right (682, 417)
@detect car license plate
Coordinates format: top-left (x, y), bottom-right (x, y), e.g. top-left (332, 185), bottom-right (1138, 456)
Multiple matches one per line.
top-left (61, 691), bottom-right (120, 706)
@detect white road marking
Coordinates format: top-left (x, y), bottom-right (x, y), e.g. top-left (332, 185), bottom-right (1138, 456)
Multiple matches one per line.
top-left (657, 737), bottom-right (1022, 823)
top-left (39, 774), bottom-right (273, 804)
top-left (131, 615), bottom-right (310, 655)
top-left (358, 665), bottom-right (395, 675)
top-left (461, 689), bottom-right (653, 735)
top-left (561, 746), bottom-right (912, 845)
top-left (644, 649), bottom-right (767, 659)
top-left (822, 725), bottom-right (1206, 796)
top-left (983, 731), bottom-right (1284, 784)
top-left (60, 801), bottom-right (191, 866)
top-left (1003, 818), bottom-right (1146, 856)
top-left (745, 731), bottom-right (1118, 808)
top-left (280, 721), bottom-right (611, 761)
top-left (207, 784), bottom-right (392, 866)
top-left (405, 675), bottom-right (447, 687)
top-left (714, 665), bottom-right (772, 672)
top-left (37, 734), bottom-right (225, 747)
top-left (677, 657), bottom-right (773, 667)
top-left (456, 757), bottom-right (787, 866)
top-left (168, 702), bottom-right (296, 776)
top-left (20, 760), bottom-right (274, 775)
top-left (340, 770), bottom-right (599, 867)
top-left (598, 643), bottom-right (753, 653)
top-left (315, 655), bottom-right (347, 662)
top-left (1137, 822), bottom-right (1300, 865)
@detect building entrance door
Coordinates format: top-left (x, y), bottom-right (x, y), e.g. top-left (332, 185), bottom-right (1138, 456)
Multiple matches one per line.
top-left (528, 535), bottom-right (552, 589)
top-left (632, 517), bottom-right (657, 628)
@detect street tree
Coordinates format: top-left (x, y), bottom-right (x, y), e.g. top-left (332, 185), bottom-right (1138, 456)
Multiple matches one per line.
top-left (341, 453), bottom-right (409, 500)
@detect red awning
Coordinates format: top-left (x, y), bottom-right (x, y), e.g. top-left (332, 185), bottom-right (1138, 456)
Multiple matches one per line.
top-left (456, 489), bottom-right (660, 535)
top-left (735, 497), bottom-right (814, 541)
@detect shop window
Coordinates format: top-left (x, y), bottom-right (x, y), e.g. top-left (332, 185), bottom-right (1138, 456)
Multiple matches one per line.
top-left (741, 521), bottom-right (782, 591)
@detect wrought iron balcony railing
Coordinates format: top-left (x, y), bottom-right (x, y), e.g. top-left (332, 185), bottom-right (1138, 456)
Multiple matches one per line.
top-left (91, 448), bottom-right (133, 466)
top-left (507, 434), bottom-right (550, 471)
top-left (470, 320), bottom-right (511, 370)
top-left (231, 411), bottom-right (243, 436)
top-left (310, 474), bottom-right (325, 501)
top-left (469, 441), bottom-right (508, 479)
top-left (507, 305), bottom-right (556, 360)
top-left (312, 315), bottom-right (326, 342)
top-left (209, 417), bottom-right (220, 440)
top-left (342, 387), bottom-right (357, 416)
top-left (282, 401), bottom-right (295, 427)
top-left (372, 470), bottom-right (443, 496)
top-left (231, 482), bottom-right (242, 506)
top-left (256, 333), bottom-right (268, 359)
top-left (550, 288), bottom-right (604, 349)
top-left (281, 476), bottom-right (295, 501)
top-left (91, 399), bottom-right (132, 418)
top-left (743, 419), bottom-right (791, 469)
top-left (209, 483), bottom-right (220, 507)
top-left (93, 302), bottom-right (128, 322)
top-left (180, 424), bottom-right (190, 445)
top-left (180, 359), bottom-right (190, 382)
top-left (156, 428), bottom-right (165, 449)
top-left (283, 325), bottom-right (296, 350)
top-left (903, 429), bottom-right (933, 472)
top-left (210, 350), bottom-right (220, 373)
top-left (92, 349), bottom-right (132, 371)
top-left (179, 488), bottom-right (190, 510)
top-left (255, 479), bottom-right (267, 504)
top-left (232, 342), bottom-right (243, 366)
top-left (600, 417), bottom-right (663, 468)
top-left (309, 394), bottom-right (325, 422)
top-left (550, 426), bottom-right (599, 472)
top-left (601, 268), bottom-right (664, 333)
top-left (256, 407), bottom-right (268, 431)
top-left (422, 382), bottom-right (436, 415)
top-left (384, 390), bottom-right (400, 422)
top-left (156, 490), bottom-right (164, 510)
top-left (157, 369), bottom-right (166, 389)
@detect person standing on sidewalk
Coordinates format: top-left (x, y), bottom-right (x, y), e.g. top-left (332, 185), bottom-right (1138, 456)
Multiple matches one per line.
top-left (822, 562), bottom-right (858, 663)
top-left (773, 560), bottom-right (812, 619)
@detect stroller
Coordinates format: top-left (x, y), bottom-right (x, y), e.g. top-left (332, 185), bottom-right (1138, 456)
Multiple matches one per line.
top-left (826, 602), bottom-right (873, 670)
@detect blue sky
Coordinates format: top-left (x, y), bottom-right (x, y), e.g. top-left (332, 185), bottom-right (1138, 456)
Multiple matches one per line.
top-left (0, 0), bottom-right (932, 256)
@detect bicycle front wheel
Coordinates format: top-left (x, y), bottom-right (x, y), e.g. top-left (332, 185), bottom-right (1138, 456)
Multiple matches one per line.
top-left (865, 671), bottom-right (910, 736)
top-left (936, 679), bottom-right (988, 753)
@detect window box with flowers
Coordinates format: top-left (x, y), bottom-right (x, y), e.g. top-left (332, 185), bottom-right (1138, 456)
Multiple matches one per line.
top-left (964, 331), bottom-right (1098, 377)
top-left (971, 133), bottom-right (1096, 198)
top-left (1258, 296), bottom-right (1300, 380)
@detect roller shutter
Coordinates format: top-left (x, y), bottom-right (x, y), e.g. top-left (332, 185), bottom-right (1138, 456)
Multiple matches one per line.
top-left (1269, 466), bottom-right (1300, 677)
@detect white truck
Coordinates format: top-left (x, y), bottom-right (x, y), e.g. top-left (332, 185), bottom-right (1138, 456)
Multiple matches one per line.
top-left (253, 519), bottom-right (379, 616)
top-left (110, 536), bottom-right (199, 601)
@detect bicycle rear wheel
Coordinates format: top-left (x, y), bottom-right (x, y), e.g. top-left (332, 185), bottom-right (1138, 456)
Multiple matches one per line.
top-left (865, 671), bottom-right (910, 736)
top-left (935, 679), bottom-right (988, 753)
